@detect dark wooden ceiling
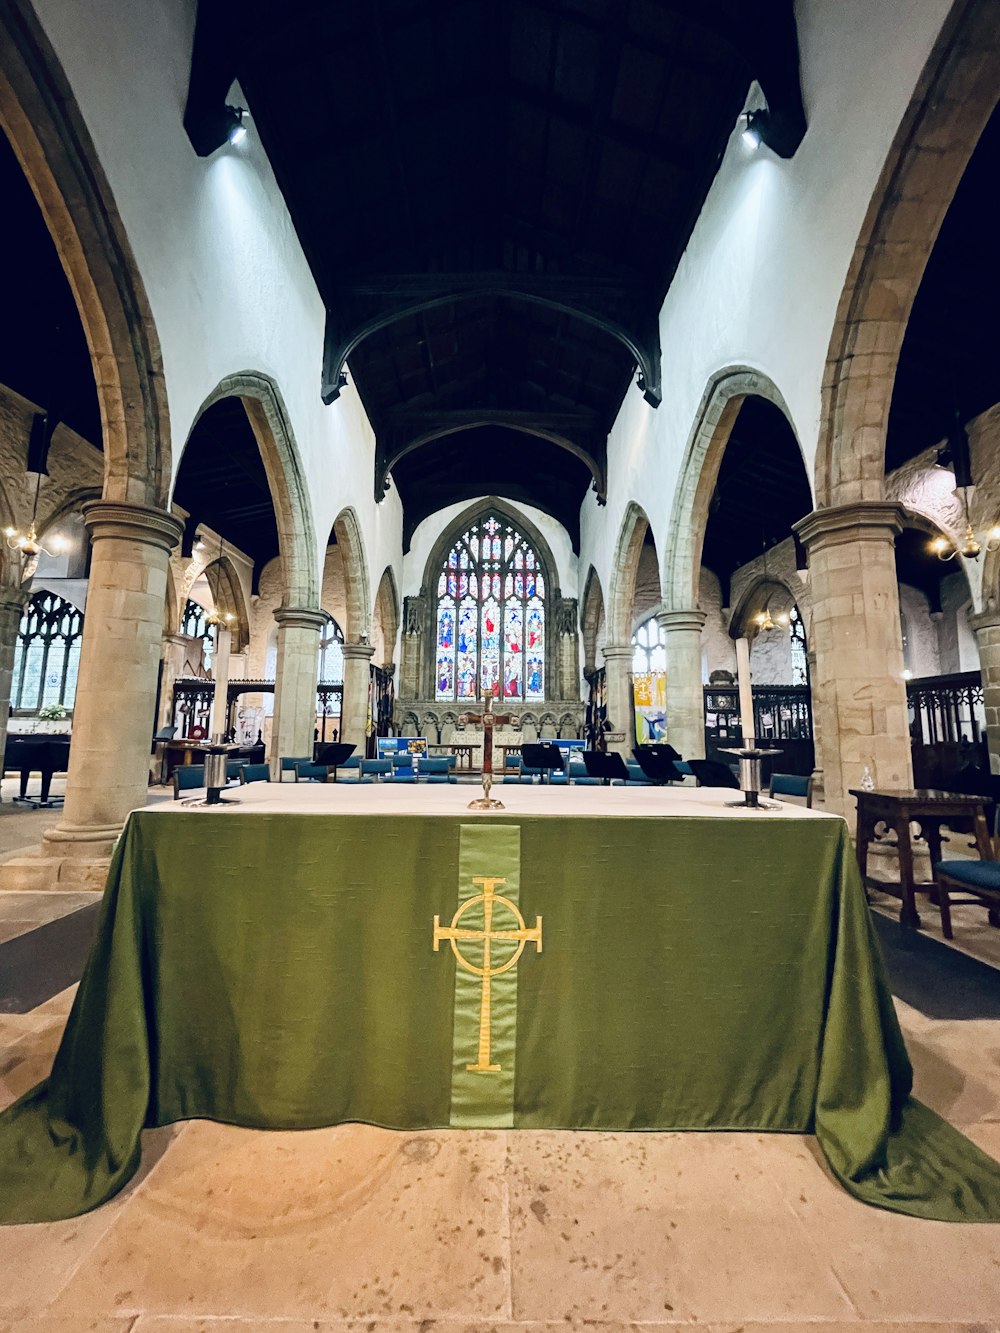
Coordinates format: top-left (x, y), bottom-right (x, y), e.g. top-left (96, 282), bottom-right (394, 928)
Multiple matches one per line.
top-left (185, 0), bottom-right (805, 541)
top-left (700, 396), bottom-right (812, 605)
top-left (172, 398), bottom-right (280, 589)
top-left (887, 98), bottom-right (1000, 474)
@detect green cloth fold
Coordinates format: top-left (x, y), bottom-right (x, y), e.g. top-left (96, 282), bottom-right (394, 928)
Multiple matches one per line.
top-left (1, 809), bottom-right (998, 1224)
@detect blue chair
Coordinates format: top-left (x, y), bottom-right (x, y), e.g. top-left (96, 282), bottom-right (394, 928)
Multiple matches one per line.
top-left (225, 760), bottom-right (247, 783)
top-left (173, 764), bottom-right (205, 799)
top-left (294, 761), bottom-right (329, 782)
top-left (360, 759), bottom-right (393, 783)
top-left (280, 755), bottom-right (312, 782)
top-left (674, 760), bottom-right (693, 778)
top-left (239, 763), bottom-right (271, 784)
top-left (392, 752), bottom-right (414, 770)
top-left (338, 755), bottom-right (362, 781)
top-left (421, 756), bottom-right (455, 784)
top-left (769, 773), bottom-right (813, 807)
top-left (624, 760), bottom-right (653, 786)
top-left (934, 821), bottom-right (1000, 938)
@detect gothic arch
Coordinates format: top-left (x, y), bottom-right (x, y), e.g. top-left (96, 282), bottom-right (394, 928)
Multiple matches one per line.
top-left (663, 367), bottom-right (801, 612)
top-left (372, 565), bottom-right (400, 666)
top-left (331, 507), bottom-right (371, 640)
top-left (729, 577), bottom-right (802, 641)
top-left (203, 554), bottom-right (252, 653)
top-left (815, 0), bottom-right (1000, 508)
top-left (0, 2), bottom-right (171, 505)
top-left (580, 565), bottom-right (605, 674)
top-left (419, 496), bottom-right (563, 699)
top-left (182, 374), bottom-right (319, 609)
top-left (607, 502), bottom-right (655, 645)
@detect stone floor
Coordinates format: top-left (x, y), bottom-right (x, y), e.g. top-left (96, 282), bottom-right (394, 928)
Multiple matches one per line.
top-left (1, 798), bottom-right (999, 1329)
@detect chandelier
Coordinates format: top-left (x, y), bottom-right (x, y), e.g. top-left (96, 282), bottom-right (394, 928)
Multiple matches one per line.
top-left (929, 413), bottom-right (1000, 561)
top-left (4, 476), bottom-right (66, 581)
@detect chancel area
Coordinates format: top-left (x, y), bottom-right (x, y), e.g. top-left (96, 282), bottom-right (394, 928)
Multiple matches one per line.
top-left (2, 0), bottom-right (1000, 1324)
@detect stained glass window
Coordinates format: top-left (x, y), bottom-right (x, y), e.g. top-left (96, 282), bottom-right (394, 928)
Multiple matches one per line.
top-left (789, 605), bottom-right (808, 685)
top-left (435, 514), bottom-right (545, 701)
top-left (181, 598), bottom-right (214, 673)
top-left (12, 592), bottom-right (84, 712)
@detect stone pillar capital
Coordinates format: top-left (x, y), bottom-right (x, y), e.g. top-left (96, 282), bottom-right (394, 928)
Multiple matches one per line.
top-left (657, 608), bottom-right (707, 634)
top-left (600, 642), bottom-right (634, 663)
top-left (969, 609), bottom-right (1000, 635)
top-left (82, 499), bottom-right (184, 553)
top-left (342, 641), bottom-right (377, 663)
top-left (793, 502), bottom-right (905, 552)
top-left (272, 605), bottom-right (327, 632)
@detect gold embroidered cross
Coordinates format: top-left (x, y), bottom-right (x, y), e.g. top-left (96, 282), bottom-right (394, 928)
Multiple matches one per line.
top-left (433, 876), bottom-right (542, 1072)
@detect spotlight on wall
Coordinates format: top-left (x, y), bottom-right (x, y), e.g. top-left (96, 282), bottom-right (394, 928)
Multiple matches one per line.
top-left (741, 110), bottom-right (765, 150)
top-left (226, 106), bottom-right (248, 146)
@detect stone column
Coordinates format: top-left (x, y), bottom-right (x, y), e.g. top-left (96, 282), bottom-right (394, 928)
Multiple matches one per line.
top-left (601, 642), bottom-right (634, 756)
top-left (970, 610), bottom-right (1000, 775)
top-left (794, 503), bottom-right (910, 818)
top-left (269, 606), bottom-right (325, 769)
top-left (43, 501), bottom-right (184, 861)
top-left (559, 601), bottom-right (581, 700)
top-left (157, 633), bottom-right (189, 732)
top-left (0, 585), bottom-right (27, 773)
top-left (208, 625), bottom-right (232, 741)
top-left (341, 641), bottom-right (376, 754)
top-left (400, 595), bottom-right (425, 701)
top-left (658, 609), bottom-right (707, 761)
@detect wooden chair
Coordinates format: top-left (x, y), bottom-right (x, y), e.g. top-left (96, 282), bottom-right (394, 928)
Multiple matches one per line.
top-left (934, 818), bottom-right (1000, 938)
top-left (769, 772), bottom-right (813, 807)
top-left (172, 764), bottom-right (205, 799)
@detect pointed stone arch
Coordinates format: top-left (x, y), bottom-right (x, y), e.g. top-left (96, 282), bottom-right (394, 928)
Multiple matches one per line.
top-left (815, 0), bottom-right (1000, 508)
top-left (203, 554), bottom-right (252, 653)
top-left (0, 1), bottom-right (171, 505)
top-left (418, 496), bottom-right (563, 700)
top-left (372, 565), bottom-right (400, 666)
top-left (580, 565), bottom-right (605, 674)
top-left (183, 374), bottom-right (319, 610)
top-left (729, 577), bottom-right (802, 641)
top-left (331, 507), bottom-right (371, 640)
top-left (607, 502), bottom-right (655, 645)
top-left (663, 367), bottom-right (801, 612)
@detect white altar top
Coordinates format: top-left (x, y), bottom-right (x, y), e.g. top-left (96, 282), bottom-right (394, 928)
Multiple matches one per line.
top-left (153, 779), bottom-right (836, 822)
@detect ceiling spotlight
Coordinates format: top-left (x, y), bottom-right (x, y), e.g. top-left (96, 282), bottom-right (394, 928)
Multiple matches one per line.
top-left (226, 106), bottom-right (248, 146)
top-left (741, 110), bottom-right (764, 150)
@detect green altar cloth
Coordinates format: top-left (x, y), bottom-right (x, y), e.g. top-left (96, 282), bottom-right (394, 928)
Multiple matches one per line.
top-left (2, 808), bottom-right (1000, 1223)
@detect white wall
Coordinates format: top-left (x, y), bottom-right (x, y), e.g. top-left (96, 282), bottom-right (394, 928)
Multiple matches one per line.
top-left (578, 0), bottom-right (954, 621)
top-left (29, 0), bottom-right (403, 623)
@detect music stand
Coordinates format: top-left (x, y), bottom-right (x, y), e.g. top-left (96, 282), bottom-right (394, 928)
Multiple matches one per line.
top-left (521, 743), bottom-right (565, 784)
top-left (315, 742), bottom-right (356, 781)
top-left (582, 750), bottom-right (630, 785)
top-left (631, 747), bottom-right (682, 784)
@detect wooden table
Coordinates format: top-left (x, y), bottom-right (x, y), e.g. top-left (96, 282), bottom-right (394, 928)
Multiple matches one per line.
top-left (850, 788), bottom-right (992, 929)
top-left (429, 742), bottom-right (476, 770)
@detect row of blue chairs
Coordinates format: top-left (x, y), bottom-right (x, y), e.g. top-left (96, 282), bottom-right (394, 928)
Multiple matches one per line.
top-left (172, 761), bottom-right (271, 798)
top-left (280, 753), bottom-right (459, 784)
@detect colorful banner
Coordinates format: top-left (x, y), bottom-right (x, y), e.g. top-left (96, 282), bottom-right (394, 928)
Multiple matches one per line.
top-left (634, 670), bottom-right (667, 745)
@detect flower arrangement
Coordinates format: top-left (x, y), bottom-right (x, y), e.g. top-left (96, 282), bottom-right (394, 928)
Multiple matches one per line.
top-left (38, 703), bottom-right (69, 720)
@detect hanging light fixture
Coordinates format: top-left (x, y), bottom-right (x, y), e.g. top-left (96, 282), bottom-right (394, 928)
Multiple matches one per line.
top-left (753, 540), bottom-right (789, 633)
top-left (204, 538), bottom-right (235, 629)
top-left (929, 412), bottom-right (1000, 561)
top-left (4, 475), bottom-right (66, 581)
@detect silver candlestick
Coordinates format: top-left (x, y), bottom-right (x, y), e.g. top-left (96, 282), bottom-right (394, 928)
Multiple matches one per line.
top-left (719, 744), bottom-right (783, 809)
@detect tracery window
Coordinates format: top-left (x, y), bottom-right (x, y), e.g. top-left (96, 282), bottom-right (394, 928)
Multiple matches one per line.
top-left (181, 598), bottom-right (214, 672)
top-left (435, 513), bottom-right (545, 701)
top-left (789, 605), bottom-right (808, 685)
top-left (12, 591), bottom-right (84, 712)
top-left (631, 616), bottom-right (665, 674)
top-left (318, 614), bottom-right (344, 684)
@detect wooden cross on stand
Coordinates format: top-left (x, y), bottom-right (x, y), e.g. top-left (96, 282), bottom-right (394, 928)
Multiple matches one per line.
top-left (458, 685), bottom-right (520, 809)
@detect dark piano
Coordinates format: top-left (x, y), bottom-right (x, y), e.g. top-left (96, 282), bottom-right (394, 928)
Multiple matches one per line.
top-left (3, 733), bottom-right (72, 807)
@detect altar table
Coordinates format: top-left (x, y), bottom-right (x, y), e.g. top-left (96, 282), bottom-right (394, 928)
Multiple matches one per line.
top-left (1, 784), bottom-right (999, 1224)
